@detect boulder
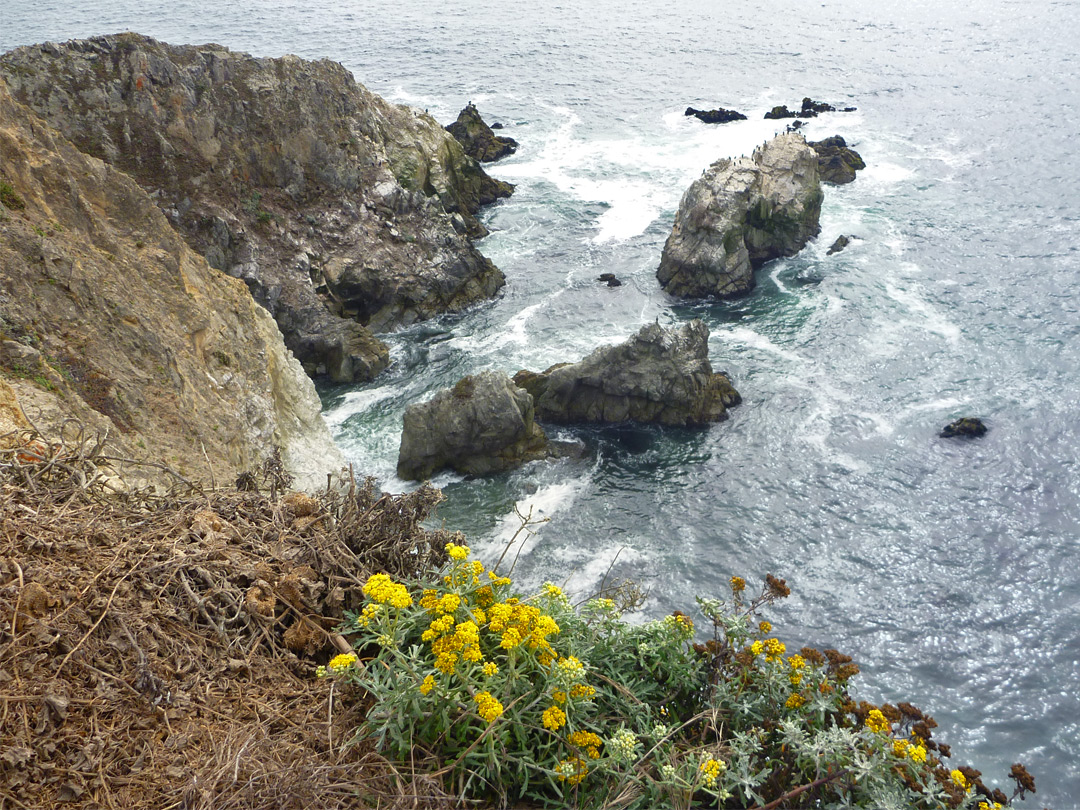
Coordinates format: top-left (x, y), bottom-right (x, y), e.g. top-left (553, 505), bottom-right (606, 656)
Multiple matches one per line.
top-left (397, 371), bottom-right (550, 480)
top-left (685, 106), bottom-right (747, 124)
top-left (0, 35), bottom-right (512, 384)
top-left (598, 273), bottom-right (623, 287)
top-left (809, 135), bottom-right (866, 184)
top-left (446, 103), bottom-right (519, 162)
top-left (940, 418), bottom-right (988, 439)
top-left (657, 132), bottom-right (823, 298)
top-left (826, 234), bottom-right (857, 255)
top-left (513, 321), bottom-right (740, 426)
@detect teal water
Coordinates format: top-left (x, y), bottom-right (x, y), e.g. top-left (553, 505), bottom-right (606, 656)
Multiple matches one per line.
top-left (4, 1), bottom-right (1079, 803)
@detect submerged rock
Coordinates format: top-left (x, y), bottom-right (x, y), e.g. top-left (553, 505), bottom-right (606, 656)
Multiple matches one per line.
top-left (598, 273), bottom-right (623, 287)
top-left (397, 371), bottom-right (551, 480)
top-left (446, 103), bottom-right (519, 162)
top-left (940, 418), bottom-right (988, 439)
top-left (0, 34), bottom-right (511, 384)
top-left (657, 132), bottom-right (823, 298)
top-left (0, 78), bottom-right (342, 490)
top-left (809, 135), bottom-right (866, 184)
top-left (514, 321), bottom-right (740, 426)
top-left (685, 106), bottom-right (747, 124)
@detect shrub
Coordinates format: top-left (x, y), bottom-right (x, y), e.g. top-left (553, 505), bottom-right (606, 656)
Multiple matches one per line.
top-left (333, 549), bottom-right (1036, 809)
top-left (0, 179), bottom-right (26, 210)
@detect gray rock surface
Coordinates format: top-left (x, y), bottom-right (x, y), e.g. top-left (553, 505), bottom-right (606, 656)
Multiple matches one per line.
top-left (514, 321), bottom-right (740, 426)
top-left (657, 132), bottom-right (823, 299)
top-left (397, 371), bottom-right (550, 480)
top-left (0, 34), bottom-right (512, 383)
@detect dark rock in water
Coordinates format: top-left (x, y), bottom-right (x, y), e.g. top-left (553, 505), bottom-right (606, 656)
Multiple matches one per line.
top-left (598, 273), bottom-right (623, 287)
top-left (765, 105), bottom-right (800, 120)
top-left (0, 34), bottom-right (512, 384)
top-left (826, 234), bottom-right (857, 255)
top-left (764, 99), bottom-right (857, 120)
top-left (397, 371), bottom-right (550, 480)
top-left (940, 417), bottom-right (988, 439)
top-left (792, 270), bottom-right (825, 286)
top-left (809, 135), bottom-right (866, 184)
top-left (787, 120), bottom-right (805, 131)
top-left (490, 121), bottom-right (504, 130)
top-left (685, 106), bottom-right (747, 124)
top-left (658, 132), bottom-right (822, 299)
top-left (514, 320), bottom-right (741, 426)
top-left (446, 103), bottom-right (519, 162)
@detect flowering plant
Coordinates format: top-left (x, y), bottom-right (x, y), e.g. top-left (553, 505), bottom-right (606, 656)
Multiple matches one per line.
top-left (331, 550), bottom-right (1036, 809)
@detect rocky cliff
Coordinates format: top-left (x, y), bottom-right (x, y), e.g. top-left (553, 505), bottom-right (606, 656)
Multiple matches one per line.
top-left (0, 34), bottom-right (512, 383)
top-left (0, 77), bottom-right (342, 489)
top-left (657, 132), bottom-right (822, 299)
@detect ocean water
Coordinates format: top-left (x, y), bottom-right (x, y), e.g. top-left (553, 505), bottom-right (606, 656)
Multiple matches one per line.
top-left (4, 0), bottom-right (1079, 804)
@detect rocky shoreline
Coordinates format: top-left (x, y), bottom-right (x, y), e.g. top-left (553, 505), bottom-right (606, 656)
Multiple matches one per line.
top-left (1, 32), bottom-right (873, 489)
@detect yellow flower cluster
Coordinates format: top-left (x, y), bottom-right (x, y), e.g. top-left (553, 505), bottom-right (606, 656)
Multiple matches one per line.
top-left (552, 689), bottom-right (567, 704)
top-left (555, 655), bottom-right (585, 682)
top-left (787, 653), bottom-right (806, 685)
top-left (567, 729), bottom-right (602, 759)
top-left (730, 576), bottom-right (746, 593)
top-left (428, 618), bottom-right (482, 674)
top-left (482, 662), bottom-right (498, 677)
top-left (759, 621), bottom-right (772, 634)
top-left (543, 582), bottom-right (564, 598)
top-left (785, 693), bottom-right (806, 709)
top-left (763, 638), bottom-right (786, 662)
top-left (893, 739), bottom-right (909, 757)
top-left (487, 600), bottom-right (560, 658)
top-left (542, 705), bottom-right (567, 730)
top-left (978, 803), bottom-right (1004, 810)
top-left (865, 709), bottom-right (890, 733)
top-left (362, 573), bottom-right (412, 608)
top-left (699, 757), bottom-right (725, 788)
top-left (420, 675), bottom-right (436, 695)
top-left (354, 602), bottom-right (381, 628)
top-left (474, 691), bottom-right (504, 723)
top-left (662, 613), bottom-right (695, 638)
top-left (328, 652), bottom-right (358, 674)
top-left (557, 756), bottom-right (589, 785)
top-left (950, 769), bottom-right (970, 791)
top-left (569, 683), bottom-right (596, 699)
top-left (445, 542), bottom-right (470, 560)
top-left (909, 742), bottom-right (928, 763)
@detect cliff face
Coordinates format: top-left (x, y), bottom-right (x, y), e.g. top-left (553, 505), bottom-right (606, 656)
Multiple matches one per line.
top-left (0, 34), bottom-right (512, 383)
top-left (0, 78), bottom-right (342, 489)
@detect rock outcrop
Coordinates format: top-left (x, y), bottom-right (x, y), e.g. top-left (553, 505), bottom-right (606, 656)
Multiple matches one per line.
top-left (657, 132), bottom-right (823, 298)
top-left (0, 34), bottom-right (512, 383)
top-left (513, 321), bottom-right (740, 426)
top-left (397, 371), bottom-right (550, 480)
top-left (940, 417), bottom-right (987, 439)
top-left (685, 106), bottom-right (747, 124)
top-left (446, 103), bottom-right (519, 162)
top-left (826, 234), bottom-right (857, 255)
top-left (0, 77), bottom-right (342, 489)
top-left (809, 135), bottom-right (865, 184)
top-left (764, 98), bottom-right (857, 119)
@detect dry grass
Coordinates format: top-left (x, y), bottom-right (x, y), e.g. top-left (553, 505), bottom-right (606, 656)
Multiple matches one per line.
top-left (0, 426), bottom-right (463, 809)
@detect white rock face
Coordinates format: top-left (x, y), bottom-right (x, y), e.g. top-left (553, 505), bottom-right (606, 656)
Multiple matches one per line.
top-left (657, 132), bottom-right (822, 298)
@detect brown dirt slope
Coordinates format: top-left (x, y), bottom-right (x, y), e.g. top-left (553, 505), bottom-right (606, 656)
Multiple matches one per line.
top-left (0, 438), bottom-right (458, 809)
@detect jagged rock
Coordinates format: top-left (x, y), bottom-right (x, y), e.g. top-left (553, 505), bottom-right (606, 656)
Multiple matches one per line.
top-left (513, 321), bottom-right (740, 426)
top-left (397, 371), bottom-right (550, 480)
top-left (764, 98), bottom-right (857, 120)
top-left (657, 132), bottom-right (823, 298)
top-left (0, 78), bottom-right (342, 490)
top-left (685, 106), bottom-right (747, 124)
top-left (446, 103), bottom-right (519, 162)
top-left (598, 273), bottom-right (623, 287)
top-left (809, 135), bottom-right (866, 184)
top-left (826, 234), bottom-right (857, 255)
top-left (940, 418), bottom-right (988, 439)
top-left (0, 34), bottom-right (511, 383)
